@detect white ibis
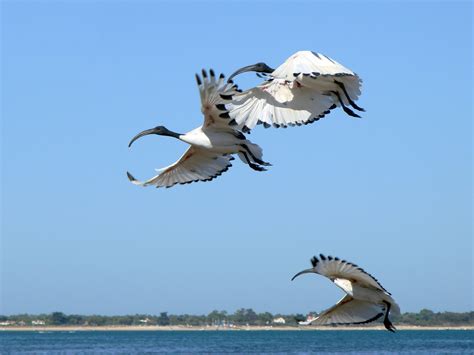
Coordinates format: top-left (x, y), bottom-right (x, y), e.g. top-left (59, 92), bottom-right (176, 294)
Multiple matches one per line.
top-left (292, 254), bottom-right (400, 332)
top-left (127, 70), bottom-right (271, 188)
top-left (223, 50), bottom-right (364, 133)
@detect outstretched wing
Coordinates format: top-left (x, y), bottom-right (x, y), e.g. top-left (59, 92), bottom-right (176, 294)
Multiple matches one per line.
top-left (303, 295), bottom-right (385, 326)
top-left (225, 51), bottom-right (363, 131)
top-left (312, 254), bottom-right (390, 294)
top-left (196, 69), bottom-right (240, 130)
top-left (127, 147), bottom-right (233, 188)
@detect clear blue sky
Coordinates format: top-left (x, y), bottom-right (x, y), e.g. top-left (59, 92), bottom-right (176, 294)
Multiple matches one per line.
top-left (1, 1), bottom-right (472, 316)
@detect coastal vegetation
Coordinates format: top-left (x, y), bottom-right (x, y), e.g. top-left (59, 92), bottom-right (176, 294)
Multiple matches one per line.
top-left (1, 309), bottom-right (472, 327)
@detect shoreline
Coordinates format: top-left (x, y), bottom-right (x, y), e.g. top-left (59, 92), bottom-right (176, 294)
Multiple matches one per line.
top-left (1, 325), bottom-right (473, 332)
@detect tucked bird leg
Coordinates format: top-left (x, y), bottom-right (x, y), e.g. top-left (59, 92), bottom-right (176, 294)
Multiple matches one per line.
top-left (382, 301), bottom-right (396, 333)
top-left (239, 144), bottom-right (272, 167)
top-left (330, 90), bottom-right (361, 118)
top-left (333, 80), bottom-right (365, 112)
top-left (238, 151), bottom-right (267, 172)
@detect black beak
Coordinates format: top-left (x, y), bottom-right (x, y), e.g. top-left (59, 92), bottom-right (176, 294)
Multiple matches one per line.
top-left (128, 127), bottom-right (159, 148)
top-left (228, 63), bottom-right (275, 82)
top-left (291, 268), bottom-right (314, 281)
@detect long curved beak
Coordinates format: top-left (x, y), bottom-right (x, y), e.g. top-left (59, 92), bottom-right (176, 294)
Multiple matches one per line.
top-left (128, 128), bottom-right (158, 148)
top-left (291, 268), bottom-right (315, 281)
top-left (228, 63), bottom-right (275, 82)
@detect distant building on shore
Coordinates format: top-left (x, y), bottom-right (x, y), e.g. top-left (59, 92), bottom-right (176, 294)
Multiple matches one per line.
top-left (32, 320), bottom-right (46, 326)
top-left (273, 317), bottom-right (286, 324)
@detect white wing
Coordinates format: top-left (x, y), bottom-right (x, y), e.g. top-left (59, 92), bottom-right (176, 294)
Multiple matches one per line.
top-left (312, 254), bottom-right (390, 294)
top-left (304, 294), bottom-right (385, 326)
top-left (196, 69), bottom-right (241, 130)
top-left (225, 51), bottom-right (364, 131)
top-left (127, 147), bottom-right (233, 188)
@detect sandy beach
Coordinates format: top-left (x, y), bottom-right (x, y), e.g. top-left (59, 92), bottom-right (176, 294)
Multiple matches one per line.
top-left (2, 325), bottom-right (473, 332)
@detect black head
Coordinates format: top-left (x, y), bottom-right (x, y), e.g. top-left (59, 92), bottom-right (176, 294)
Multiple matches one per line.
top-left (228, 62), bottom-right (275, 82)
top-left (151, 125), bottom-right (168, 134)
top-left (252, 62), bottom-right (275, 73)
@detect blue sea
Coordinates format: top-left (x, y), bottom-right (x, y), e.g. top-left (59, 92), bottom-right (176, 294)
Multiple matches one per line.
top-left (0, 330), bottom-right (472, 354)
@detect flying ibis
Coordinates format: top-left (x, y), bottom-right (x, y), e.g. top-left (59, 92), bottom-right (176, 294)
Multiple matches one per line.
top-left (127, 70), bottom-right (271, 188)
top-left (223, 50), bottom-right (364, 133)
top-left (292, 254), bottom-right (399, 332)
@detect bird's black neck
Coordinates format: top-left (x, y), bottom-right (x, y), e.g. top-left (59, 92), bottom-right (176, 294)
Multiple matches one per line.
top-left (160, 129), bottom-right (181, 139)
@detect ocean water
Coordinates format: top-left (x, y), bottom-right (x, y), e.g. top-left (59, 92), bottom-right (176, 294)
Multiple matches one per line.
top-left (0, 330), bottom-right (472, 354)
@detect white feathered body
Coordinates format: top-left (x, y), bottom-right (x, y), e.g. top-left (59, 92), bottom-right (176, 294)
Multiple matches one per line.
top-left (334, 278), bottom-right (400, 315)
top-left (179, 126), bottom-right (248, 154)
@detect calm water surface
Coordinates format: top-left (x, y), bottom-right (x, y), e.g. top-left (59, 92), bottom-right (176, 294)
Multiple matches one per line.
top-left (1, 330), bottom-right (472, 354)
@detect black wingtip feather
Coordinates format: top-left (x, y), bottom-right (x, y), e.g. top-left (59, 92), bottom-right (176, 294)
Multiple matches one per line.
top-left (195, 74), bottom-right (202, 86)
top-left (220, 94), bottom-right (233, 100)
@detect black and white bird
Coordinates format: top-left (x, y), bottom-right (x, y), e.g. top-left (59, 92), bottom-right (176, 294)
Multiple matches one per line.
top-left (223, 50), bottom-right (364, 133)
top-left (292, 254), bottom-right (400, 332)
top-left (127, 70), bottom-right (271, 188)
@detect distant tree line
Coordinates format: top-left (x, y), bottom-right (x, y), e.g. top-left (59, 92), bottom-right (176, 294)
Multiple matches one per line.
top-left (393, 309), bottom-right (474, 326)
top-left (1, 309), bottom-right (472, 327)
